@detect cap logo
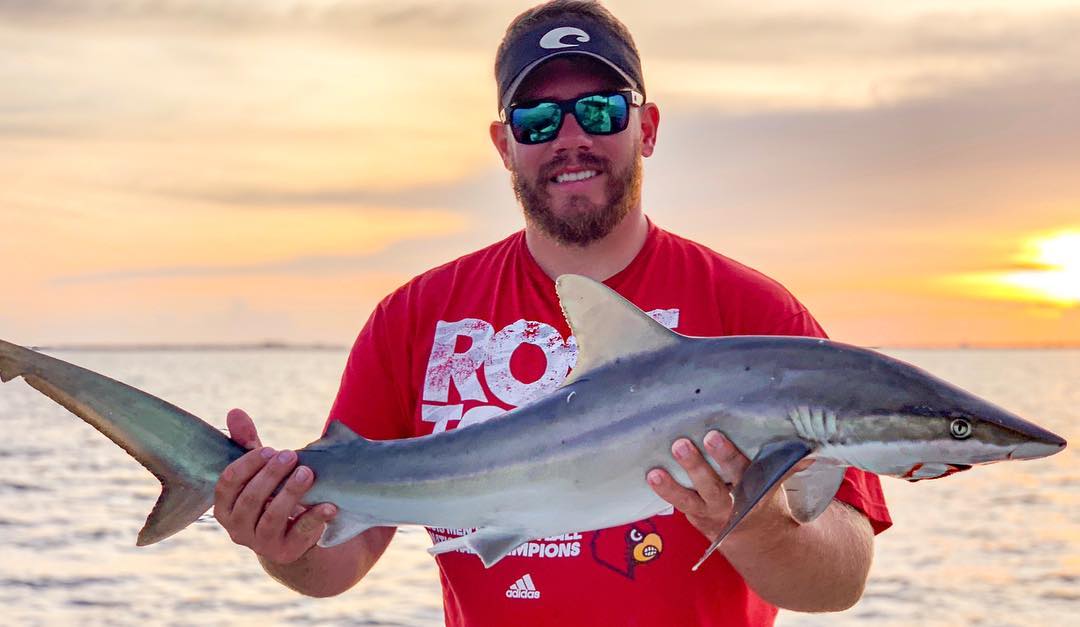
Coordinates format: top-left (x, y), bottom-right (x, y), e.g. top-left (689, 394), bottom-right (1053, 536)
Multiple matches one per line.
top-left (539, 26), bottom-right (590, 49)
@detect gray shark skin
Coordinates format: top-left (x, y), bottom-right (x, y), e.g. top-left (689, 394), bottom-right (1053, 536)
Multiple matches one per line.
top-left (0, 275), bottom-right (1067, 569)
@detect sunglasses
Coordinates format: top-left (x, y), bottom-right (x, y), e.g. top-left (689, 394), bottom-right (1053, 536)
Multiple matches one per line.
top-left (501, 89), bottom-right (644, 145)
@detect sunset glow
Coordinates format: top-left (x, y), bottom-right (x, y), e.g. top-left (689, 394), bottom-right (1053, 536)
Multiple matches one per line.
top-left (2, 1), bottom-right (1079, 347)
top-left (999, 232), bottom-right (1080, 305)
top-left (947, 231), bottom-right (1080, 309)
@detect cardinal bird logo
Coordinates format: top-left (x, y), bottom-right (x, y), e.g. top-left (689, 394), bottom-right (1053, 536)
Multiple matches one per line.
top-left (590, 520), bottom-right (664, 579)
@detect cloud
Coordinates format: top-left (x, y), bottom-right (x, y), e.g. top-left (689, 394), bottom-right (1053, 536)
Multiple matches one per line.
top-left (158, 66), bottom-right (1079, 220)
top-left (993, 262), bottom-right (1063, 272)
top-left (0, 121), bottom-right (81, 138)
top-left (0, 1), bottom-right (502, 49)
top-left (50, 250), bottom-right (396, 286)
top-left (5, 1), bottom-right (1080, 348)
top-left (637, 8), bottom-right (1080, 65)
top-left (647, 74), bottom-right (1080, 236)
top-left (6, 1), bottom-right (1079, 74)
top-left (168, 168), bottom-right (514, 212)
top-left (115, 68), bottom-right (1080, 280)
top-left (48, 225), bottom-right (509, 286)
top-left (50, 254), bottom-right (379, 285)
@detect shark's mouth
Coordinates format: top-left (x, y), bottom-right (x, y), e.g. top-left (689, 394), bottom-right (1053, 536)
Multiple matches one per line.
top-left (901, 462), bottom-right (973, 482)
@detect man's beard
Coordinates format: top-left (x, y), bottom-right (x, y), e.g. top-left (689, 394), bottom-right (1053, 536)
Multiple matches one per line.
top-left (511, 150), bottom-right (642, 247)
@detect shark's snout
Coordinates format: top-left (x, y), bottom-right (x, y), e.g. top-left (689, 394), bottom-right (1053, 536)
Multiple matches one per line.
top-left (972, 398), bottom-right (1067, 461)
top-left (997, 414), bottom-right (1067, 460)
top-left (1009, 437), bottom-right (1067, 461)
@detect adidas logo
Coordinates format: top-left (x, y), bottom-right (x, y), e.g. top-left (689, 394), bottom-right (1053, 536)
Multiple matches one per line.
top-left (505, 573), bottom-right (541, 600)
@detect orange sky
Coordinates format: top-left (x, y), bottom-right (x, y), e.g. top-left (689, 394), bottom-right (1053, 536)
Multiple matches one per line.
top-left (1, 1), bottom-right (1078, 347)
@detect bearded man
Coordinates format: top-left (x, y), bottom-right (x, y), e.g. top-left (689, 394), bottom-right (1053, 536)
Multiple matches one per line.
top-left (213, 2), bottom-right (891, 625)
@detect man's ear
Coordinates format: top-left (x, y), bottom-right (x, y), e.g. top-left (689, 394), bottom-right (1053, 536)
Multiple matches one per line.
top-left (639, 102), bottom-right (660, 158)
top-left (490, 121), bottom-right (513, 170)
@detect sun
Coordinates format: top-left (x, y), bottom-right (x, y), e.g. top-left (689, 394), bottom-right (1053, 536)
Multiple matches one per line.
top-left (945, 229), bottom-right (1080, 306)
top-left (998, 231), bottom-right (1080, 304)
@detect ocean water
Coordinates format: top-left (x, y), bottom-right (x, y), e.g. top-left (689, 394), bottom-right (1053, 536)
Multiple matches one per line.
top-left (0, 348), bottom-right (1076, 626)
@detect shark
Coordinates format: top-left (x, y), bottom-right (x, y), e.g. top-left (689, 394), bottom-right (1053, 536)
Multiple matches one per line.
top-left (0, 275), bottom-right (1067, 569)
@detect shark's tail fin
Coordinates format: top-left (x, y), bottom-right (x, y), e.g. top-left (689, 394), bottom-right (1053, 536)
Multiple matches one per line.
top-left (0, 339), bottom-right (247, 545)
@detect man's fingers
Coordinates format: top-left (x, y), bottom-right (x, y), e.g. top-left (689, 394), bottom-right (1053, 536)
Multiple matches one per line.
top-left (703, 431), bottom-right (749, 483)
top-left (230, 449), bottom-right (298, 534)
top-left (227, 408), bottom-right (262, 450)
top-left (255, 465), bottom-right (314, 545)
top-left (647, 467), bottom-right (706, 515)
top-left (671, 438), bottom-right (730, 506)
top-left (281, 503), bottom-right (338, 561)
top-left (214, 446), bottom-right (275, 520)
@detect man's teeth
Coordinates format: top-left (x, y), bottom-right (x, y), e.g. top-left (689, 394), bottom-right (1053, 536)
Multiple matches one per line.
top-left (554, 170), bottom-right (598, 184)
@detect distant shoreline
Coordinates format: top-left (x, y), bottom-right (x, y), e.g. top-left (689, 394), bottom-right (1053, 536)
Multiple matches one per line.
top-left (28, 342), bottom-right (1080, 352)
top-left (33, 343), bottom-right (348, 352)
top-left (885, 344), bottom-right (1080, 350)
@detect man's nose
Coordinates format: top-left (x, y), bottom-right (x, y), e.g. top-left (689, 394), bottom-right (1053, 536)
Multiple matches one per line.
top-left (550, 112), bottom-right (594, 152)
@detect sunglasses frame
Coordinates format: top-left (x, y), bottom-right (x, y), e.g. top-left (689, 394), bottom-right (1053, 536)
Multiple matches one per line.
top-left (500, 89), bottom-right (645, 145)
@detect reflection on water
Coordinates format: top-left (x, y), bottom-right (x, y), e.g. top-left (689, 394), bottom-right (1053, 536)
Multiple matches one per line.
top-left (0, 349), bottom-right (1076, 625)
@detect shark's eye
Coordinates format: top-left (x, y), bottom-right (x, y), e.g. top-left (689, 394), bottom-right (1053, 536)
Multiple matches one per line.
top-left (950, 418), bottom-right (972, 439)
top-left (629, 529), bottom-right (643, 542)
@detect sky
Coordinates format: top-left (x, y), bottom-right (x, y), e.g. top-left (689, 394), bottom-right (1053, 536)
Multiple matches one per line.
top-left (1, 0), bottom-right (1078, 347)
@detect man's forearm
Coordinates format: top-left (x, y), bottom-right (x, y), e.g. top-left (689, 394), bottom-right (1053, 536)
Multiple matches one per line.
top-left (259, 526), bottom-right (396, 598)
top-left (721, 501), bottom-right (874, 612)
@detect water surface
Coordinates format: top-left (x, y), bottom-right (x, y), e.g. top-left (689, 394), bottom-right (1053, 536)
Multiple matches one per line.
top-left (1, 349), bottom-right (1076, 625)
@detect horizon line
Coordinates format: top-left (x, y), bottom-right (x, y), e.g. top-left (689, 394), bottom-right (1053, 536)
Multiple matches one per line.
top-left (26, 341), bottom-right (1080, 352)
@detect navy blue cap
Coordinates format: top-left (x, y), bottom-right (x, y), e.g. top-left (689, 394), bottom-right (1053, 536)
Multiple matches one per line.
top-left (496, 15), bottom-right (645, 113)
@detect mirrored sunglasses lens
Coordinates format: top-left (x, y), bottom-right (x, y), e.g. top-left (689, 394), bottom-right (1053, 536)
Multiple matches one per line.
top-left (511, 103), bottom-right (561, 144)
top-left (574, 94), bottom-right (628, 135)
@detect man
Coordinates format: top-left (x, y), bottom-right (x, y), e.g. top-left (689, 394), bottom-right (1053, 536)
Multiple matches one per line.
top-left (213, 1), bottom-right (891, 625)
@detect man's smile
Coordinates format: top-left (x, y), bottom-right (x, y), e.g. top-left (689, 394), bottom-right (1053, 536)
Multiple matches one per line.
top-left (547, 164), bottom-right (607, 193)
top-left (553, 169), bottom-right (599, 184)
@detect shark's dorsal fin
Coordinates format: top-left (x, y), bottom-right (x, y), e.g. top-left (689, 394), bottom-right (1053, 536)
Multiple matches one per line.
top-left (556, 274), bottom-right (683, 386)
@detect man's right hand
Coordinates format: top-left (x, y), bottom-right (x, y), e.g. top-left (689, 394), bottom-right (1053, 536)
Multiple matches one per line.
top-left (213, 408), bottom-right (338, 565)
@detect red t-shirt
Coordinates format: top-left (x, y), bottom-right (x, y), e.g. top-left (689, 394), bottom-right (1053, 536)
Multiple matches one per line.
top-left (328, 220), bottom-right (892, 627)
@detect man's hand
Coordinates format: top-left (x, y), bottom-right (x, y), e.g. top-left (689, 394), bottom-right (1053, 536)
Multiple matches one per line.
top-left (646, 430), bottom-right (808, 546)
top-left (647, 430), bottom-right (873, 612)
top-left (213, 408), bottom-right (337, 565)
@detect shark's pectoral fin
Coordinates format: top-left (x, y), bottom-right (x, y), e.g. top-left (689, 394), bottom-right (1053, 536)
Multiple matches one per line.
top-left (427, 527), bottom-right (531, 568)
top-left (783, 462), bottom-right (845, 523)
top-left (316, 511), bottom-right (379, 548)
top-left (692, 439), bottom-right (813, 571)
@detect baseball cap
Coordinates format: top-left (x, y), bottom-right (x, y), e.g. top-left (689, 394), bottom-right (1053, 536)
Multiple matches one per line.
top-left (496, 15), bottom-right (645, 113)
